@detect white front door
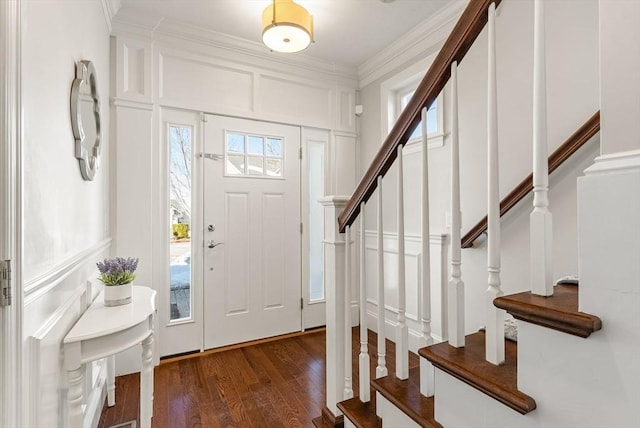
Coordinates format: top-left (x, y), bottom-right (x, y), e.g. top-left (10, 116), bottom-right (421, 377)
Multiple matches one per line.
top-left (203, 115), bottom-right (302, 349)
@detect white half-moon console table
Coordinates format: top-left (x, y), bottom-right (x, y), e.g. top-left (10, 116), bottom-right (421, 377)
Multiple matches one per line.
top-left (64, 286), bottom-right (156, 428)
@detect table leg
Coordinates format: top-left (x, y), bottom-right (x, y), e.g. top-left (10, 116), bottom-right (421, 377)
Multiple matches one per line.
top-left (67, 366), bottom-right (84, 428)
top-left (107, 355), bottom-right (116, 407)
top-left (140, 334), bottom-right (154, 428)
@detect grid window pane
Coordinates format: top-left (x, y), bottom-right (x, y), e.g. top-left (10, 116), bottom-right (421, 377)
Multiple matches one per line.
top-left (266, 138), bottom-right (283, 157)
top-left (227, 133), bottom-right (245, 153)
top-left (247, 156), bottom-right (264, 175)
top-left (227, 154), bottom-right (245, 175)
top-left (266, 158), bottom-right (282, 177)
top-left (247, 136), bottom-right (264, 155)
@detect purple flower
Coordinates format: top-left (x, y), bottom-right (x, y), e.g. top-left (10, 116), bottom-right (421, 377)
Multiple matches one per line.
top-left (97, 257), bottom-right (139, 286)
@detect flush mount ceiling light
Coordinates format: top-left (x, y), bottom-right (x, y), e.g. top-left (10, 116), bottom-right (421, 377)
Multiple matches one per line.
top-left (262, 0), bottom-right (314, 53)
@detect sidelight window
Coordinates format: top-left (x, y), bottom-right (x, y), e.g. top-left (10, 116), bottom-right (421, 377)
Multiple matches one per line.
top-left (169, 124), bottom-right (193, 321)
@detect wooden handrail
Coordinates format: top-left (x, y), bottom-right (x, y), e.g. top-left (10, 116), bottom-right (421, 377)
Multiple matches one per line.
top-left (461, 111), bottom-right (600, 248)
top-left (338, 0), bottom-right (503, 233)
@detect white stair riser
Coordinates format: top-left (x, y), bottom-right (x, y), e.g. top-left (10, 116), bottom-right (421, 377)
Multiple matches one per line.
top-left (433, 368), bottom-right (529, 428)
top-left (376, 392), bottom-right (421, 428)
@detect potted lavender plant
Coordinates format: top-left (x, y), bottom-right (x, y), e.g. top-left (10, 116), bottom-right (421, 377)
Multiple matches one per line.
top-left (97, 257), bottom-right (139, 306)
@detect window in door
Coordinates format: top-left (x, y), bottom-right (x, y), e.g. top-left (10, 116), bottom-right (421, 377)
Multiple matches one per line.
top-left (225, 132), bottom-right (284, 178)
top-left (169, 124), bottom-right (193, 321)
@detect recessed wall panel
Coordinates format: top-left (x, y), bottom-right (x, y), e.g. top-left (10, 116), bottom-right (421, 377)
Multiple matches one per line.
top-left (260, 75), bottom-right (331, 126)
top-left (123, 45), bottom-right (145, 96)
top-left (262, 193), bottom-right (286, 309)
top-left (161, 54), bottom-right (253, 112)
top-left (225, 192), bottom-right (249, 315)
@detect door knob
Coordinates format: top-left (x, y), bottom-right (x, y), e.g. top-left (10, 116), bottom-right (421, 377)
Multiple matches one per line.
top-left (208, 240), bottom-right (224, 249)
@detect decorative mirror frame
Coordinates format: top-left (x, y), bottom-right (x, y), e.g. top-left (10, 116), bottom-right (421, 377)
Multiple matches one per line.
top-left (70, 60), bottom-right (101, 181)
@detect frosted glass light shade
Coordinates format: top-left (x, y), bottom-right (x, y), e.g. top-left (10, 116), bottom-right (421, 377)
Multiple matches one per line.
top-left (262, 0), bottom-right (314, 53)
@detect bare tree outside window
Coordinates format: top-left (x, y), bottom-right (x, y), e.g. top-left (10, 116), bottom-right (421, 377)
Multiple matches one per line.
top-left (170, 126), bottom-right (192, 222)
top-left (169, 125), bottom-right (192, 320)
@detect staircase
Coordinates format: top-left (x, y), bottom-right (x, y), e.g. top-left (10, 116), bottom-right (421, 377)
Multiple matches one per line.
top-left (334, 282), bottom-right (602, 427)
top-left (316, 0), bottom-right (640, 427)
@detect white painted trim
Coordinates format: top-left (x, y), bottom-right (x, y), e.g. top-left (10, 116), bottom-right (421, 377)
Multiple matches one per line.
top-left (364, 306), bottom-right (445, 355)
top-left (584, 149), bottom-right (640, 175)
top-left (319, 195), bottom-right (350, 206)
top-left (112, 98), bottom-right (155, 111)
top-left (28, 286), bottom-right (86, 428)
top-left (24, 238), bottom-right (112, 303)
top-left (0, 1), bottom-right (22, 427)
top-left (358, 1), bottom-right (466, 87)
top-left (99, 0), bottom-right (121, 33)
top-left (112, 16), bottom-right (358, 84)
top-left (363, 229), bottom-right (447, 245)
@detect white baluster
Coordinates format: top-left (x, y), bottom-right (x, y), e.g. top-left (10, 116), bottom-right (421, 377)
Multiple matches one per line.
top-left (420, 106), bottom-right (436, 397)
top-left (359, 203), bottom-right (370, 402)
top-left (531, 0), bottom-right (553, 296)
top-left (344, 225), bottom-right (354, 399)
top-left (420, 106), bottom-right (433, 348)
top-left (449, 61), bottom-right (465, 348)
top-left (486, 1), bottom-right (505, 365)
top-left (396, 145), bottom-right (409, 380)
top-left (376, 176), bottom-right (388, 378)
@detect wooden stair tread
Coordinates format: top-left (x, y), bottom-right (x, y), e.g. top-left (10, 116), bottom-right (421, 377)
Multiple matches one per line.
top-left (419, 331), bottom-right (536, 415)
top-left (337, 394), bottom-right (381, 428)
top-left (370, 367), bottom-right (442, 428)
top-left (494, 284), bottom-right (602, 338)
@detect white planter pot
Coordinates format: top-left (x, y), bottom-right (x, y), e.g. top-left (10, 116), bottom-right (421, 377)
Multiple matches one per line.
top-left (104, 282), bottom-right (132, 307)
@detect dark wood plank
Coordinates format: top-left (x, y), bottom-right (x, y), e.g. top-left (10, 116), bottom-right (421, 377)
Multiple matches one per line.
top-left (337, 393), bottom-right (381, 428)
top-left (494, 284), bottom-right (602, 337)
top-left (99, 327), bottom-right (417, 428)
top-left (419, 331), bottom-right (536, 414)
top-left (461, 111), bottom-right (600, 248)
top-left (371, 367), bottom-right (441, 428)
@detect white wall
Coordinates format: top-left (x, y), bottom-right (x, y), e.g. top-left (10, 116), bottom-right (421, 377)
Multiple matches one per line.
top-left (599, 0), bottom-right (640, 155)
top-left (358, 0), bottom-right (599, 336)
top-left (21, 0), bottom-right (112, 426)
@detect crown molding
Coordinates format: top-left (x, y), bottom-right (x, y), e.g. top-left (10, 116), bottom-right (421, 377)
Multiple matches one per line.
top-left (111, 14), bottom-right (358, 85)
top-left (99, 0), bottom-right (121, 33)
top-left (357, 0), bottom-right (466, 88)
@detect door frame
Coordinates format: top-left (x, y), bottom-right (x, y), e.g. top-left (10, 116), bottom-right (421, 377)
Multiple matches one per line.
top-left (1, 0), bottom-right (23, 426)
top-left (157, 110), bottom-right (327, 357)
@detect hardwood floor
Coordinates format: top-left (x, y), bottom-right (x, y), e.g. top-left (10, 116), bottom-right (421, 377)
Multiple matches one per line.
top-left (98, 328), bottom-right (419, 428)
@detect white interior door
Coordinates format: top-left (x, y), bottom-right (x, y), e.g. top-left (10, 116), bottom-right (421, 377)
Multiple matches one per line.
top-left (203, 115), bottom-right (302, 349)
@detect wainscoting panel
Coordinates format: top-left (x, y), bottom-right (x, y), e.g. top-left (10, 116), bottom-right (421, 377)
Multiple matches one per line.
top-left (24, 242), bottom-right (110, 428)
top-left (363, 231), bottom-right (448, 351)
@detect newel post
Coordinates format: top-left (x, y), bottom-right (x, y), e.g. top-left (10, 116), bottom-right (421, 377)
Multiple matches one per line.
top-left (319, 195), bottom-right (350, 420)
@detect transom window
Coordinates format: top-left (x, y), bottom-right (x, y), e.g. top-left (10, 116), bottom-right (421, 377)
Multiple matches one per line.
top-left (225, 132), bottom-right (284, 178)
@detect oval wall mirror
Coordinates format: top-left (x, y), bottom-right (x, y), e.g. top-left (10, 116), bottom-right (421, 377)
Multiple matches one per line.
top-left (70, 60), bottom-right (101, 181)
